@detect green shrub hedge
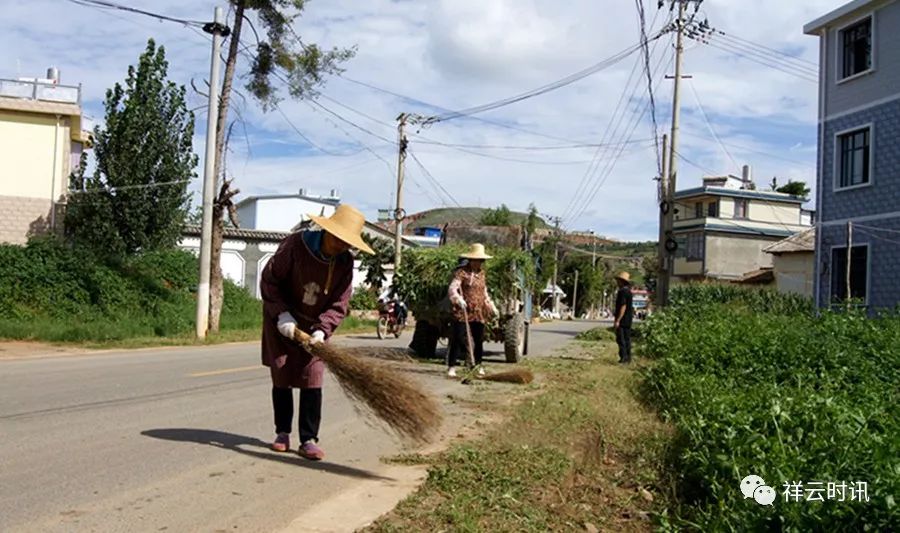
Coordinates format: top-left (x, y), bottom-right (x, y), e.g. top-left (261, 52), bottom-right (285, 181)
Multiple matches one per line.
top-left (0, 237), bottom-right (260, 341)
top-left (639, 285), bottom-right (898, 530)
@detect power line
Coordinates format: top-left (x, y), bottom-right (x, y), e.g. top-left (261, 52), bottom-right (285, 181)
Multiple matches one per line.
top-left (274, 104), bottom-right (365, 156)
top-left (339, 75), bottom-right (623, 146)
top-left (65, 0), bottom-right (206, 26)
top-left (565, 27), bottom-right (673, 226)
top-left (560, 8), bottom-right (668, 223)
top-left (673, 149), bottom-right (716, 174)
top-left (688, 79), bottom-right (739, 172)
top-left (708, 27), bottom-right (817, 68)
top-left (855, 227), bottom-right (900, 246)
top-left (408, 137), bottom-right (654, 151)
top-left (407, 149), bottom-right (463, 208)
top-left (636, 0), bottom-right (663, 175)
top-left (424, 32), bottom-right (668, 124)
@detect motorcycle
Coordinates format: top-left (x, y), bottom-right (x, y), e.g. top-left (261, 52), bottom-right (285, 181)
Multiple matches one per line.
top-left (376, 300), bottom-right (406, 339)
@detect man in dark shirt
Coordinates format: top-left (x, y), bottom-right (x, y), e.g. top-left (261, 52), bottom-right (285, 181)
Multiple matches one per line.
top-left (614, 271), bottom-right (634, 364)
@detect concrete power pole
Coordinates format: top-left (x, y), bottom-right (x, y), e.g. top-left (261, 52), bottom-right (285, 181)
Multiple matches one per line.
top-left (195, 7), bottom-right (226, 339)
top-left (657, 0), bottom-right (693, 309)
top-left (572, 269), bottom-right (579, 320)
top-left (550, 216), bottom-right (562, 315)
top-left (394, 113), bottom-right (408, 273)
top-left (656, 134), bottom-right (671, 307)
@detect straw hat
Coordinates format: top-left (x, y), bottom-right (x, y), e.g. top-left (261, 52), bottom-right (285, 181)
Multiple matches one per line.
top-left (615, 271), bottom-right (631, 282)
top-left (308, 204), bottom-right (375, 255)
top-left (460, 243), bottom-right (492, 260)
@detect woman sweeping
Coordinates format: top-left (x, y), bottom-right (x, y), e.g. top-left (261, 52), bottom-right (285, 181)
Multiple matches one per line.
top-left (259, 204), bottom-right (374, 460)
top-left (446, 244), bottom-right (498, 378)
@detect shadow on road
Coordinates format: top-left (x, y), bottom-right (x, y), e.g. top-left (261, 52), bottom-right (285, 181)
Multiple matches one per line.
top-left (141, 428), bottom-right (394, 481)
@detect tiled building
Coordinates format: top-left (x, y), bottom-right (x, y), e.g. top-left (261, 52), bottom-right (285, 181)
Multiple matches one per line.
top-left (0, 69), bottom-right (92, 244)
top-left (805, 0), bottom-right (900, 309)
top-left (672, 172), bottom-right (812, 282)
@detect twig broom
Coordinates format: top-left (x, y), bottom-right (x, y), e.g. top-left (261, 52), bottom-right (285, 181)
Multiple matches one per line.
top-left (462, 309), bottom-right (534, 385)
top-left (294, 330), bottom-right (442, 442)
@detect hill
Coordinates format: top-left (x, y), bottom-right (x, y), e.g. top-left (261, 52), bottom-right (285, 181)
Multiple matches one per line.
top-left (405, 207), bottom-right (550, 230)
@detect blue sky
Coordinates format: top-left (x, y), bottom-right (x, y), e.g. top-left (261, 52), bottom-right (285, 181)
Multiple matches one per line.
top-left (3, 0), bottom-right (846, 240)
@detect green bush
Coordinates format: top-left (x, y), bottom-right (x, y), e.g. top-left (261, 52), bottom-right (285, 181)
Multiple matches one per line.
top-left (639, 285), bottom-right (898, 530)
top-left (575, 326), bottom-right (616, 342)
top-left (349, 286), bottom-right (378, 311)
top-left (0, 238), bottom-right (260, 342)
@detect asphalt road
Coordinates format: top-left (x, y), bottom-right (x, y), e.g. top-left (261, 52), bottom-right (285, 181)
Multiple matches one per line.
top-left (0, 320), bottom-right (599, 532)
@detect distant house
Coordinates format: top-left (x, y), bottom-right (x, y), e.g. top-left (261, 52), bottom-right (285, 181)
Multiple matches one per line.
top-left (764, 228), bottom-right (816, 297)
top-left (0, 69), bottom-right (92, 244)
top-left (235, 189), bottom-right (340, 232)
top-left (804, 0), bottom-right (900, 309)
top-left (672, 168), bottom-right (813, 282)
top-left (178, 211), bottom-right (418, 299)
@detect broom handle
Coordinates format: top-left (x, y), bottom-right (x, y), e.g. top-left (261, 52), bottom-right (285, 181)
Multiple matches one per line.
top-left (462, 307), bottom-right (475, 369)
top-left (293, 329), bottom-right (312, 344)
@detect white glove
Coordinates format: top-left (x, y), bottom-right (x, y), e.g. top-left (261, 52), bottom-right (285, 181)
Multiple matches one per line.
top-left (309, 330), bottom-right (326, 346)
top-left (489, 301), bottom-right (499, 317)
top-left (451, 296), bottom-right (467, 309)
top-left (277, 312), bottom-right (297, 339)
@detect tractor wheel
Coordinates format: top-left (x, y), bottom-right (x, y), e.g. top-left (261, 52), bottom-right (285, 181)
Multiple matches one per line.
top-left (503, 313), bottom-right (526, 363)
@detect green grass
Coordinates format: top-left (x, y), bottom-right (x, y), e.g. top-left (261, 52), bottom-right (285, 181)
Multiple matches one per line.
top-left (575, 325), bottom-right (617, 343)
top-left (367, 341), bottom-right (671, 532)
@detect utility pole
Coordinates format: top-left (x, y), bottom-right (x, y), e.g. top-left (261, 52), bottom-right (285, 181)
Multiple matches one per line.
top-left (656, 134), bottom-right (671, 307)
top-left (658, 0), bottom-right (696, 309)
top-left (846, 220), bottom-right (853, 308)
top-left (195, 6), bottom-right (227, 339)
top-left (572, 269), bottom-right (579, 320)
top-left (394, 113), bottom-right (408, 273)
top-left (549, 215), bottom-right (562, 315)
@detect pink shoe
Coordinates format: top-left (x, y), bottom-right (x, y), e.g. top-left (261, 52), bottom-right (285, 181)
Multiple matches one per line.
top-left (298, 440), bottom-right (325, 461)
top-left (272, 433), bottom-right (290, 452)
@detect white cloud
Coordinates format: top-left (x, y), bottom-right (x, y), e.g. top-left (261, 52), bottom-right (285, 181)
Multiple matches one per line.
top-left (2, 0), bottom-right (848, 240)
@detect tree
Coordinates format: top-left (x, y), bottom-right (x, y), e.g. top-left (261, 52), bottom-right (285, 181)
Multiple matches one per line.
top-left (66, 40), bottom-right (196, 257)
top-left (359, 234), bottom-right (393, 290)
top-left (560, 255), bottom-right (605, 317)
top-left (641, 254), bottom-right (658, 296)
top-left (776, 180), bottom-right (811, 198)
top-left (206, 0), bottom-right (356, 332)
top-left (480, 204), bottom-right (513, 226)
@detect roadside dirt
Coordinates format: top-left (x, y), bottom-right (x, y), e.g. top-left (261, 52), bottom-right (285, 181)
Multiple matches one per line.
top-left (280, 357), bottom-right (543, 533)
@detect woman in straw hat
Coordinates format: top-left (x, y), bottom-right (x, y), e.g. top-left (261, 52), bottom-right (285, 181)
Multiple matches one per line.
top-left (259, 204), bottom-right (374, 460)
top-left (446, 243), bottom-right (498, 378)
top-left (613, 271), bottom-right (634, 364)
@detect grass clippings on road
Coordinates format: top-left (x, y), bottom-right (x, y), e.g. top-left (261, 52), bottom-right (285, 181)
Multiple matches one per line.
top-left (366, 337), bottom-right (673, 532)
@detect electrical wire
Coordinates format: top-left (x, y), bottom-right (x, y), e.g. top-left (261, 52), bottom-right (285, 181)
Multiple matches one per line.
top-left (854, 227), bottom-right (900, 246)
top-left (853, 224), bottom-right (900, 236)
top-left (274, 104), bottom-right (365, 156)
top-left (673, 149), bottom-right (717, 175)
top-left (339, 75), bottom-right (622, 146)
top-left (407, 149), bottom-right (463, 208)
top-left (564, 26), bottom-right (673, 226)
top-left (709, 28), bottom-right (817, 69)
top-left (688, 79), bottom-right (739, 172)
top-left (560, 7), bottom-right (667, 224)
top-left (424, 31), bottom-right (668, 124)
top-left (636, 0), bottom-right (663, 174)
top-left (65, 0), bottom-right (206, 26)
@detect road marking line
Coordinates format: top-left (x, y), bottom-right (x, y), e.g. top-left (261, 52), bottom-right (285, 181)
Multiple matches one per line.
top-left (189, 365), bottom-right (259, 377)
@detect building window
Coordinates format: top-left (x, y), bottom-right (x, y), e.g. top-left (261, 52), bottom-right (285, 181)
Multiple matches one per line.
top-left (837, 127), bottom-right (871, 189)
top-left (686, 232), bottom-right (704, 262)
top-left (734, 199), bottom-right (748, 219)
top-left (707, 201), bottom-right (719, 218)
top-left (840, 17), bottom-right (872, 80)
top-left (695, 202), bottom-right (703, 219)
top-left (830, 245), bottom-right (868, 304)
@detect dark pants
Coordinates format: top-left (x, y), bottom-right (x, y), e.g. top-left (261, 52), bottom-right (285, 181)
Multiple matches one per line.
top-left (448, 320), bottom-right (484, 368)
top-left (272, 387), bottom-right (322, 443)
top-left (616, 327), bottom-right (632, 362)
